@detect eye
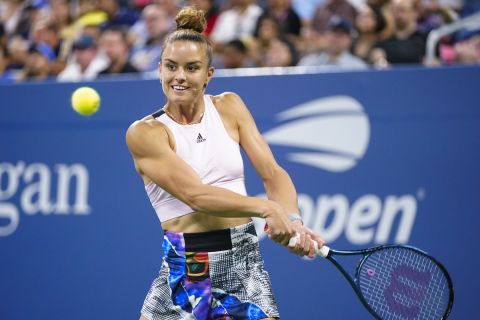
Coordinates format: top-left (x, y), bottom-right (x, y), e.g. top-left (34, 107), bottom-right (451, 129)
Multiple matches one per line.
top-left (187, 64), bottom-right (200, 72)
top-left (166, 63), bottom-right (176, 71)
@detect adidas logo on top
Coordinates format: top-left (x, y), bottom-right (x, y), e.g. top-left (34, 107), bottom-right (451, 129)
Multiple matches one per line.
top-left (197, 133), bottom-right (206, 143)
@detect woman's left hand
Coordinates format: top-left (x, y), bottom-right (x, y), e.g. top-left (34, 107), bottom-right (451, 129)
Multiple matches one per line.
top-left (288, 221), bottom-right (325, 258)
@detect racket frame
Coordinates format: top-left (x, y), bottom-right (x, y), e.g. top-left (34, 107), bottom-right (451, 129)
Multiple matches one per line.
top-left (324, 245), bottom-right (454, 320)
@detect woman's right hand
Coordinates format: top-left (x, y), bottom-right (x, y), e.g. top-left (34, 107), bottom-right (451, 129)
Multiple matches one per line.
top-left (264, 202), bottom-right (296, 246)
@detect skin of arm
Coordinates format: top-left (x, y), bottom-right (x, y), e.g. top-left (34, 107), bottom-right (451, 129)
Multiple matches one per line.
top-left (125, 117), bottom-right (295, 245)
top-left (215, 92), bottom-right (325, 256)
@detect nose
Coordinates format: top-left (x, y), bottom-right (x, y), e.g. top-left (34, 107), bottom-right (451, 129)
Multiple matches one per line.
top-left (175, 67), bottom-right (186, 82)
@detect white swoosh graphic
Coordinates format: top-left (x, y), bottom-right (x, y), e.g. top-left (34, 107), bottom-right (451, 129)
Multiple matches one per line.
top-left (263, 96), bottom-right (370, 172)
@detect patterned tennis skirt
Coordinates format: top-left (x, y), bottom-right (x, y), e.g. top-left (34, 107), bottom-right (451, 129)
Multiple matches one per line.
top-left (141, 221), bottom-right (280, 320)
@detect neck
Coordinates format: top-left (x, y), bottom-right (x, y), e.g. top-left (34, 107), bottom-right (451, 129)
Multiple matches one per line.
top-left (396, 23), bottom-right (417, 40)
top-left (109, 56), bottom-right (127, 72)
top-left (164, 98), bottom-right (205, 125)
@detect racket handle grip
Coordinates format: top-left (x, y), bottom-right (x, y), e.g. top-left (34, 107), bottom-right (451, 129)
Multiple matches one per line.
top-left (288, 233), bottom-right (330, 258)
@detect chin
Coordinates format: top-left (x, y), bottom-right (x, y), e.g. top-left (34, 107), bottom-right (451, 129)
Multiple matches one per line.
top-left (168, 91), bottom-right (201, 103)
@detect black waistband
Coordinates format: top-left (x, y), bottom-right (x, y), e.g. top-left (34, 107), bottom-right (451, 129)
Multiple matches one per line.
top-left (183, 228), bottom-right (233, 252)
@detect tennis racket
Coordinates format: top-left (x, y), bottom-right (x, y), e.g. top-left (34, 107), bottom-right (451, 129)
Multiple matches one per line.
top-left (289, 236), bottom-right (454, 320)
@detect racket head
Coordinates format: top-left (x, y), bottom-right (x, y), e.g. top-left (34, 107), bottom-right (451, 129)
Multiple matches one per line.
top-left (354, 245), bottom-right (454, 320)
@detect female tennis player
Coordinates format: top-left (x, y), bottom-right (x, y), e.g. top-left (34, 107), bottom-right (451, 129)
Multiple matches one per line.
top-left (126, 7), bottom-right (324, 320)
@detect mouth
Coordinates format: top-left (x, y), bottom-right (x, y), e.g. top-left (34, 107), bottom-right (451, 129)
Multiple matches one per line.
top-left (171, 85), bottom-right (189, 91)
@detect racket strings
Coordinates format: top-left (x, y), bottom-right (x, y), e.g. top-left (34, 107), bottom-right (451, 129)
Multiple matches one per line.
top-left (357, 247), bottom-right (451, 320)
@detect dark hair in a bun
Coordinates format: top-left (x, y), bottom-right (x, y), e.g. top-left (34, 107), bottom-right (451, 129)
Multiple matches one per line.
top-left (161, 7), bottom-right (212, 66)
top-left (175, 7), bottom-right (206, 33)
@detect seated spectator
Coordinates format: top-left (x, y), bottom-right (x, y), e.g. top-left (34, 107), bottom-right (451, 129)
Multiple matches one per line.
top-left (0, 45), bottom-right (16, 83)
top-left (17, 44), bottom-right (51, 82)
top-left (311, 0), bottom-right (358, 34)
top-left (417, 0), bottom-right (457, 34)
top-left (99, 26), bottom-right (138, 75)
top-left (440, 33), bottom-right (480, 65)
top-left (6, 35), bottom-right (29, 71)
top-left (251, 14), bottom-right (282, 66)
top-left (0, 23), bottom-right (6, 48)
top-left (371, 0), bottom-right (427, 66)
top-left (251, 14), bottom-right (298, 67)
top-left (263, 38), bottom-right (298, 66)
top-left (30, 19), bottom-right (68, 74)
top-left (298, 15), bottom-right (368, 69)
top-left (213, 39), bottom-right (255, 68)
top-left (129, 4), bottom-right (172, 72)
top-left (256, 0), bottom-right (302, 39)
top-left (352, 4), bottom-right (387, 62)
top-left (99, 0), bottom-right (139, 29)
top-left (57, 35), bottom-right (108, 82)
top-left (210, 0), bottom-right (264, 45)
top-left (70, 0), bottom-right (109, 40)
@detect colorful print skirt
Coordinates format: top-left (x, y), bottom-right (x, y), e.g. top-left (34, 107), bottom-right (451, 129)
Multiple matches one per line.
top-left (141, 221), bottom-right (280, 320)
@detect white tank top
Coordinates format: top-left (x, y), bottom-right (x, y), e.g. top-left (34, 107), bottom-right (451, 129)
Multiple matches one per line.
top-left (145, 95), bottom-right (247, 223)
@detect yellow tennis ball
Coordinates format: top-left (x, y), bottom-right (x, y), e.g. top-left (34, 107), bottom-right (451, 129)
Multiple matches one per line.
top-left (71, 87), bottom-right (100, 116)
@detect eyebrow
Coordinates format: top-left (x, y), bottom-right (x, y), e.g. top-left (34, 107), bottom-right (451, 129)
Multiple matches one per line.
top-left (164, 59), bottom-right (203, 65)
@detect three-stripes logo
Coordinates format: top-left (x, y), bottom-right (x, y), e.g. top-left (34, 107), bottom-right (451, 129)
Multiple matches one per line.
top-left (197, 133), bottom-right (206, 143)
top-left (262, 95), bottom-right (370, 172)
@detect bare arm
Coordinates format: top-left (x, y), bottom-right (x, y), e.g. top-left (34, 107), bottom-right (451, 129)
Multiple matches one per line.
top-left (125, 118), bottom-right (294, 244)
top-left (219, 92), bottom-right (325, 255)
top-left (223, 92), bottom-right (299, 214)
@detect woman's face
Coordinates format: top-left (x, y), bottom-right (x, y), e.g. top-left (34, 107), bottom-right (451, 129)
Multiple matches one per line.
top-left (159, 41), bottom-right (214, 105)
top-left (356, 6), bottom-right (377, 34)
top-left (258, 18), bottom-right (279, 42)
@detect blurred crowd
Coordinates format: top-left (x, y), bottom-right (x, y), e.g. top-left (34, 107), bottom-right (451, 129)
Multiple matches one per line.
top-left (0, 0), bottom-right (479, 83)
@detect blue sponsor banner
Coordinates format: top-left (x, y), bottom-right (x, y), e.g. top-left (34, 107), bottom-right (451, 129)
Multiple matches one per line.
top-left (0, 66), bottom-right (479, 319)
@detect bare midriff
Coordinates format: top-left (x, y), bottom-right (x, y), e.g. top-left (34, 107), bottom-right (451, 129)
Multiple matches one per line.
top-left (161, 212), bottom-right (251, 233)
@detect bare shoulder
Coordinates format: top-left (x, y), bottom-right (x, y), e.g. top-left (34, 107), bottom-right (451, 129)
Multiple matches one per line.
top-left (125, 116), bottom-right (169, 156)
top-left (212, 92), bottom-right (250, 118)
top-left (213, 91), bottom-right (244, 107)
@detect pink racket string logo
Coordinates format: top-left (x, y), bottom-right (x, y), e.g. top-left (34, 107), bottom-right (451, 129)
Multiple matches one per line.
top-left (384, 265), bottom-right (432, 318)
top-left (367, 268), bottom-right (376, 277)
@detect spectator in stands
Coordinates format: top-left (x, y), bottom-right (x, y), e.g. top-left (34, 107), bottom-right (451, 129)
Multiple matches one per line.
top-left (311, 0), bottom-right (357, 34)
top-left (6, 35), bottom-right (29, 71)
top-left (251, 14), bottom-right (282, 66)
top-left (298, 15), bottom-right (368, 69)
top-left (251, 14), bottom-right (298, 67)
top-left (49, 0), bottom-right (76, 45)
top-left (213, 39), bottom-right (255, 68)
top-left (209, 0), bottom-right (264, 45)
top-left (263, 37), bottom-right (298, 66)
top-left (371, 0), bottom-right (427, 65)
top-left (129, 4), bottom-right (172, 72)
top-left (99, 26), bottom-right (139, 75)
top-left (0, 45), bottom-right (16, 83)
top-left (71, 0), bottom-right (109, 38)
top-left (17, 44), bottom-right (51, 82)
top-left (57, 34), bottom-right (108, 81)
top-left (452, 34), bottom-right (480, 64)
top-left (417, 0), bottom-right (457, 34)
top-left (30, 20), bottom-right (67, 74)
top-left (256, 0), bottom-right (302, 39)
top-left (99, 0), bottom-right (139, 29)
top-left (0, 0), bottom-right (27, 37)
top-left (352, 4), bottom-right (387, 62)
top-left (299, 0), bottom-right (357, 57)
top-left (152, 0), bottom-right (179, 22)
top-left (0, 22), bottom-right (7, 48)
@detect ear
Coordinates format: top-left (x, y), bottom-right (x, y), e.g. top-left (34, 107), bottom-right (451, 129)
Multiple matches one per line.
top-left (205, 66), bottom-right (215, 88)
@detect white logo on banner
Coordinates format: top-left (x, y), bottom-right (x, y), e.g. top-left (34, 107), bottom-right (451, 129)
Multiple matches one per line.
top-left (254, 96), bottom-right (421, 245)
top-left (263, 95), bottom-right (370, 172)
top-left (0, 162), bottom-right (91, 237)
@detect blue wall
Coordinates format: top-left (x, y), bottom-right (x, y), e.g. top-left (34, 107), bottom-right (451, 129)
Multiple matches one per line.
top-left (1, 66), bottom-right (479, 319)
